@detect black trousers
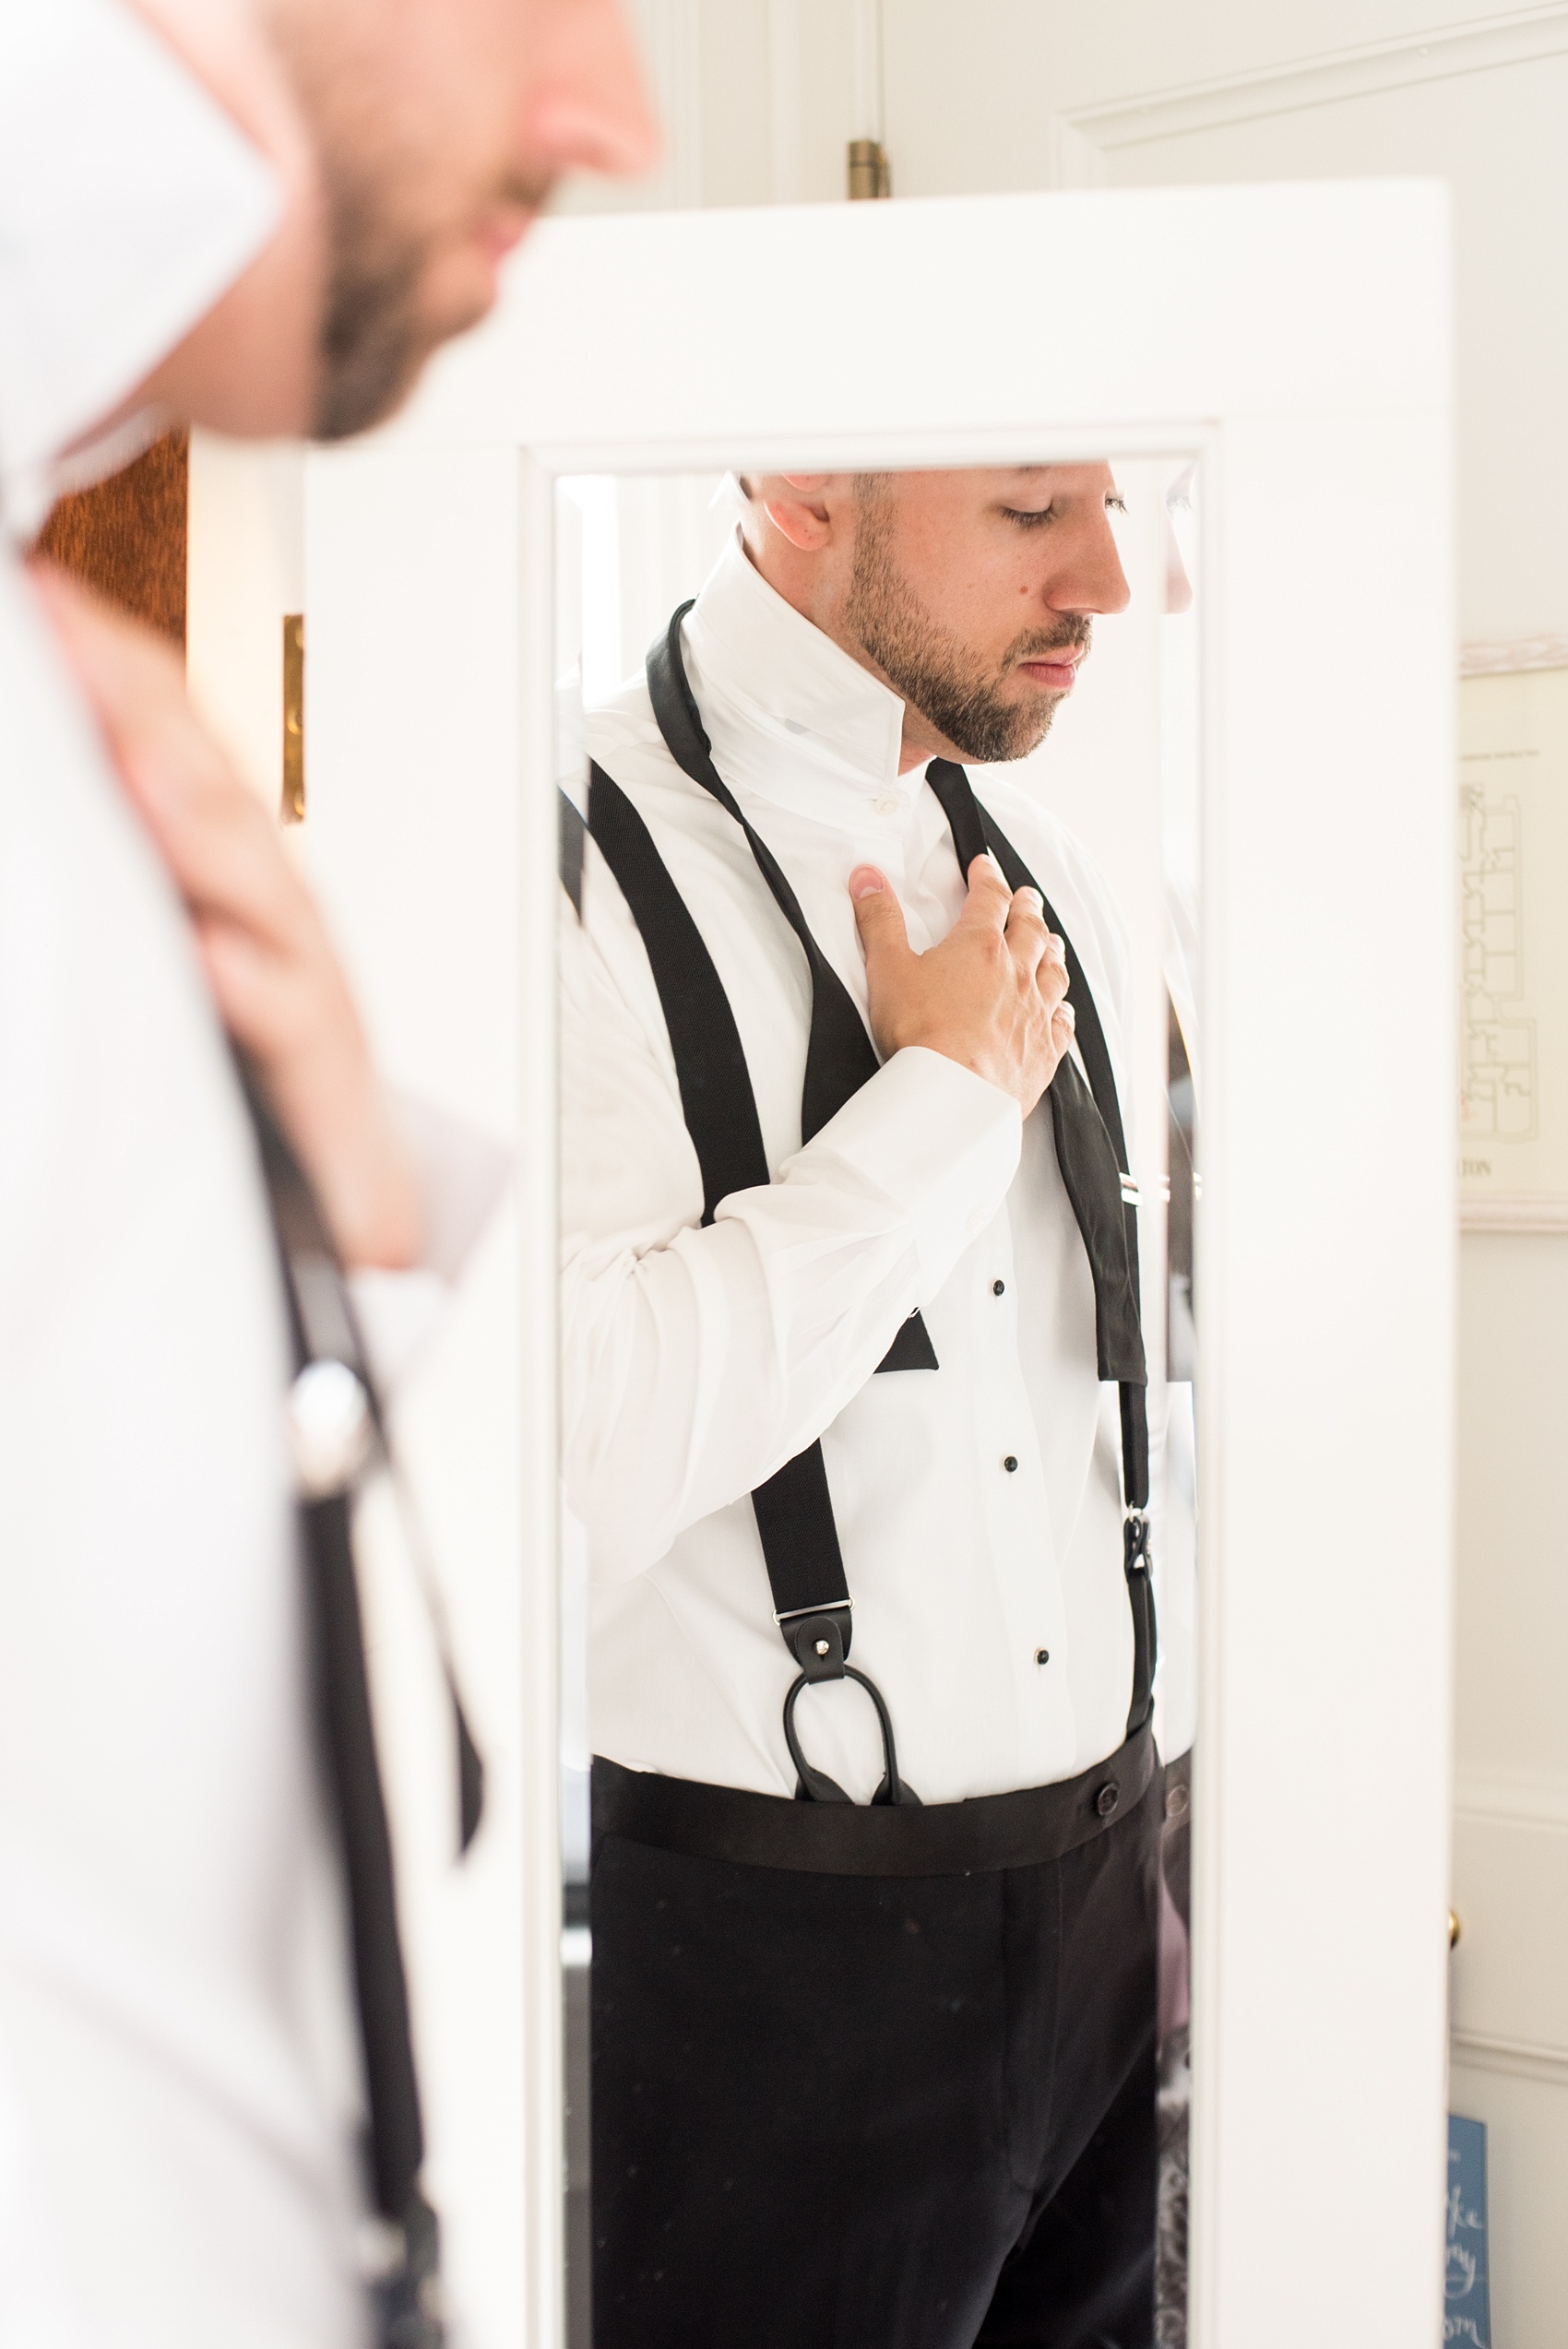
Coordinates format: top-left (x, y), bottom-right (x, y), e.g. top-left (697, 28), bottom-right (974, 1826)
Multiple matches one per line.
top-left (590, 1759), bottom-right (1161, 2349)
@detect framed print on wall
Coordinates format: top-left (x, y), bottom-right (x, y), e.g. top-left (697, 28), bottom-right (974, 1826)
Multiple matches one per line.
top-left (1459, 651), bottom-right (1568, 1228)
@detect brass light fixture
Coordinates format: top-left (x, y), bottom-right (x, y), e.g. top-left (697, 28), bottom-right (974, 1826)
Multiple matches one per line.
top-left (281, 612), bottom-right (305, 824)
top-left (848, 137), bottom-right (891, 200)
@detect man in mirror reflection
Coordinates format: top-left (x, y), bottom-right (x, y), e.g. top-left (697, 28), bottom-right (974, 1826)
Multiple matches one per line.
top-left (563, 469), bottom-right (1177, 2346)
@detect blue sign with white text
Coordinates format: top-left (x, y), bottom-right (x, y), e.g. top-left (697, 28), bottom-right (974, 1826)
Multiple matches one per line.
top-left (1444, 2114), bottom-right (1491, 2348)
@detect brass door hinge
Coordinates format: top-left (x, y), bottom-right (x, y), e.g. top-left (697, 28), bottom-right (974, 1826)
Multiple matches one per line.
top-left (281, 612), bottom-right (304, 824)
top-left (848, 138), bottom-right (891, 200)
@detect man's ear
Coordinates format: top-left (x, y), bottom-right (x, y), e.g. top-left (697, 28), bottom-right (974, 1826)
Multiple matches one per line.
top-left (757, 473), bottom-right (837, 552)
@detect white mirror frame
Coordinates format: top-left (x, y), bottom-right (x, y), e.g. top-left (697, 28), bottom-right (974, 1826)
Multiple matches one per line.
top-left (302, 184), bottom-right (1455, 2349)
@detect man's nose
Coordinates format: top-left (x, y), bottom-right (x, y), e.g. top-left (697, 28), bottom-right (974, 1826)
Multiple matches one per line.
top-left (1052, 513), bottom-right (1132, 619)
top-left (523, 0), bottom-right (661, 184)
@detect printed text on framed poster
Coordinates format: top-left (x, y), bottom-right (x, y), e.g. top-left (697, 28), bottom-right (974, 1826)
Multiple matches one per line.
top-left (1460, 664), bottom-right (1568, 1227)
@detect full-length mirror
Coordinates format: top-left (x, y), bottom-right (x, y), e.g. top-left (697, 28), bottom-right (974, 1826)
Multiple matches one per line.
top-left (301, 184), bottom-right (1454, 2349)
top-left (555, 457), bottom-right (1202, 2346)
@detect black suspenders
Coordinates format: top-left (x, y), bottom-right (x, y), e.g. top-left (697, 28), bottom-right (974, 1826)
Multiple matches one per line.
top-left (575, 776), bottom-right (913, 1806)
top-left (241, 1063), bottom-right (480, 2349)
top-left (564, 604), bottom-right (1157, 1800)
top-left (638, 616), bottom-right (940, 1371)
top-left (920, 759), bottom-right (1157, 1721)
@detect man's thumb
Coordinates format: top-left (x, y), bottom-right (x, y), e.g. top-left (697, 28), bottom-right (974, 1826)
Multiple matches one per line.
top-left (849, 866), bottom-right (910, 963)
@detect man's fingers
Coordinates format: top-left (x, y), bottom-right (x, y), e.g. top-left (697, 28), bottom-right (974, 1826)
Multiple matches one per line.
top-left (127, 742), bottom-right (303, 944)
top-left (33, 563), bottom-right (289, 917)
top-left (955, 852), bottom-right (1014, 931)
top-left (849, 866), bottom-right (913, 966)
top-left (30, 557), bottom-right (169, 673)
top-left (199, 916), bottom-right (349, 1058)
top-left (30, 562), bottom-right (186, 758)
top-left (196, 921), bottom-right (286, 1044)
top-left (1003, 884), bottom-right (1049, 978)
top-left (1035, 935), bottom-right (1070, 1014)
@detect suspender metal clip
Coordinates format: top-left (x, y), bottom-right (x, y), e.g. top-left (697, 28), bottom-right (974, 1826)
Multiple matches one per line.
top-left (1123, 1509), bottom-right (1152, 1576)
top-left (774, 1602), bottom-right (852, 1681)
top-left (288, 1358), bottom-right (374, 1500)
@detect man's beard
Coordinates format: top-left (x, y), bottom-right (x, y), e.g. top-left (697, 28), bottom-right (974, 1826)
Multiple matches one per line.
top-left (844, 487), bottom-right (1091, 764)
top-left (310, 174), bottom-right (433, 443)
top-left (267, 6), bottom-right (549, 442)
top-left (308, 160), bottom-right (553, 444)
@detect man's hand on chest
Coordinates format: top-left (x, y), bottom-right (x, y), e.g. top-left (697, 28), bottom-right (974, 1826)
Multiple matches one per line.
top-left (849, 850), bottom-right (1075, 1118)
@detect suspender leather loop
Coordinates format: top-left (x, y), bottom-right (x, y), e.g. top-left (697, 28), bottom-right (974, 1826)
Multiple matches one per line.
top-left (1123, 1513), bottom-right (1156, 1738)
top-left (783, 1665), bottom-right (921, 1808)
top-left (778, 1607), bottom-right (851, 1680)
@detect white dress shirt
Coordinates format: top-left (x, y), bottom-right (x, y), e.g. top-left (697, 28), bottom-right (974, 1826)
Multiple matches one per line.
top-left (563, 536), bottom-right (1143, 1809)
top-left (0, 0), bottom-right (282, 538)
top-left (0, 9), bottom-right (494, 2342)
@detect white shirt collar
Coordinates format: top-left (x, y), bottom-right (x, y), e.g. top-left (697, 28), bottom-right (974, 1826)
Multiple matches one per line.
top-left (0, 0), bottom-right (283, 541)
top-left (681, 532), bottom-right (921, 831)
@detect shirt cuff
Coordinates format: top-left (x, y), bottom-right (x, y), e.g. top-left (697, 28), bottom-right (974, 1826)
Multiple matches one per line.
top-left (781, 1045), bottom-right (1021, 1299)
top-left (349, 1089), bottom-right (512, 1394)
top-left (394, 1088), bottom-right (511, 1284)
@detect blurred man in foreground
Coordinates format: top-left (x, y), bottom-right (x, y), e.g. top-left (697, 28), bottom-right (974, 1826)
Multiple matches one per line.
top-left (0, 1), bottom-right (653, 2340)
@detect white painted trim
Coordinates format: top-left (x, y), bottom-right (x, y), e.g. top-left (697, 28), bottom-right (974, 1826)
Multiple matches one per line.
top-left (850, 0), bottom-right (885, 145)
top-left (1455, 1769), bottom-right (1568, 1830)
top-left (1461, 635), bottom-right (1568, 676)
top-left (640, 0), bottom-right (702, 209)
top-left (386, 189), bottom-right (1452, 447)
top-left (517, 454), bottom-right (565, 2349)
top-left (766, 0), bottom-right (803, 206)
top-left (1057, 4), bottom-right (1568, 155)
top-left (1047, 113), bottom-right (1108, 191)
top-left (1451, 2029), bottom-right (1568, 2088)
